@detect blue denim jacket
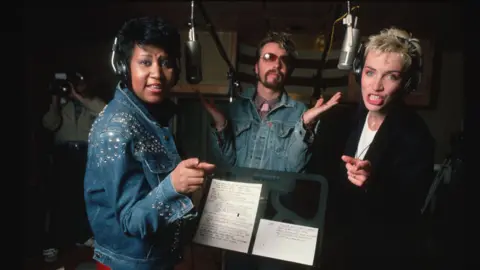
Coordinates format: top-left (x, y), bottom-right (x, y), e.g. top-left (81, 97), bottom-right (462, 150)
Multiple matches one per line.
top-left (210, 87), bottom-right (319, 172)
top-left (84, 83), bottom-right (196, 270)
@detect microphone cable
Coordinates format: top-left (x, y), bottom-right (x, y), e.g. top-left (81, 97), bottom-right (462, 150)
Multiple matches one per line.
top-left (326, 4), bottom-right (360, 62)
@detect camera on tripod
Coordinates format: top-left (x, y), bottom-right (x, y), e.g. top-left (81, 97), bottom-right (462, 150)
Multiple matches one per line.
top-left (49, 72), bottom-right (85, 97)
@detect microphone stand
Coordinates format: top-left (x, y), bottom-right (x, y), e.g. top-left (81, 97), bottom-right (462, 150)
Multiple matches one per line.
top-left (197, 1), bottom-right (241, 103)
top-left (311, 3), bottom-right (344, 104)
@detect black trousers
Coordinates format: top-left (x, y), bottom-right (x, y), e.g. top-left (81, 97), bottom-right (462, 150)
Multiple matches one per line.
top-left (44, 142), bottom-right (92, 249)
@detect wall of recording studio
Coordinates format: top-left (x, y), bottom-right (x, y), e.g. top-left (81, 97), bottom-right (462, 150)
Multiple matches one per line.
top-left (24, 2), bottom-right (465, 184)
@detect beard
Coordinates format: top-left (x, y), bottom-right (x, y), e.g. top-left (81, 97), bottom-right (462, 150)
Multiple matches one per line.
top-left (259, 70), bottom-right (284, 90)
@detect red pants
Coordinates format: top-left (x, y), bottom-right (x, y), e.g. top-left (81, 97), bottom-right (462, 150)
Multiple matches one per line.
top-left (96, 262), bottom-right (111, 270)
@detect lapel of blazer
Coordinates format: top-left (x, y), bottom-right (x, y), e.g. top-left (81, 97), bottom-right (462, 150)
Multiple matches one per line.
top-left (363, 117), bottom-right (390, 181)
top-left (344, 108), bottom-right (395, 184)
top-left (345, 109), bottom-right (367, 158)
top-left (363, 105), bottom-right (406, 184)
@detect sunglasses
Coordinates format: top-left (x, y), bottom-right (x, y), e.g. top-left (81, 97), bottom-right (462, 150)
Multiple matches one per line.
top-left (260, 53), bottom-right (291, 65)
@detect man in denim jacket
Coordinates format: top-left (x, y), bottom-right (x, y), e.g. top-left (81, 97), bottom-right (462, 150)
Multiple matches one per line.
top-left (203, 31), bottom-right (342, 172)
top-left (201, 32), bottom-right (342, 269)
top-left (84, 17), bottom-right (215, 270)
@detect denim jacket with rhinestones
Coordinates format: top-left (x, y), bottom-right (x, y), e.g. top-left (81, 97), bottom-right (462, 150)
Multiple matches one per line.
top-left (84, 83), bottom-right (196, 270)
top-left (210, 86), bottom-right (319, 172)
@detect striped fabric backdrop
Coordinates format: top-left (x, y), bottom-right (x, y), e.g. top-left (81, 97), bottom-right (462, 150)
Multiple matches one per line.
top-left (235, 41), bottom-right (351, 104)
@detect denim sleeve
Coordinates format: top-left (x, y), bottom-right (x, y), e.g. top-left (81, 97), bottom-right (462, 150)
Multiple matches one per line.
top-left (286, 111), bottom-right (321, 172)
top-left (209, 123), bottom-right (236, 167)
top-left (208, 103), bottom-right (236, 167)
top-left (98, 130), bottom-right (195, 238)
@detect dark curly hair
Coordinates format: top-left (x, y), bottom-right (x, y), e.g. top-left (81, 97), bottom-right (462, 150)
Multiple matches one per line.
top-left (116, 16), bottom-right (182, 72)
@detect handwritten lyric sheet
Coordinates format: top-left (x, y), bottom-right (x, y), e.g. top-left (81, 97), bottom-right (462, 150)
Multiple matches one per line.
top-left (252, 219), bottom-right (318, 265)
top-left (193, 179), bottom-right (262, 253)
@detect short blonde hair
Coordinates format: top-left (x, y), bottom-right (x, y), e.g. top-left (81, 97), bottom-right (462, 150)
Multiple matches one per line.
top-left (364, 27), bottom-right (422, 72)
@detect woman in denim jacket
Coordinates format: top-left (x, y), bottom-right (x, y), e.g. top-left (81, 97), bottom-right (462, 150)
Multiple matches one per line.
top-left (84, 16), bottom-right (215, 270)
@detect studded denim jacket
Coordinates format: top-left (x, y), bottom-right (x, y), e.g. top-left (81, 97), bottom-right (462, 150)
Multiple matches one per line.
top-left (84, 83), bottom-right (195, 270)
top-left (210, 87), bottom-right (319, 172)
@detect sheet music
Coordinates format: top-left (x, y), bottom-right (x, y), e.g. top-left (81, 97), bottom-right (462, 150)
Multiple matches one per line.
top-left (193, 179), bottom-right (262, 253)
top-left (252, 219), bottom-right (319, 266)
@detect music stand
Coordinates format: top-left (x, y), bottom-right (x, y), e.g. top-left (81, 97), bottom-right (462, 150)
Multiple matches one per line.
top-left (195, 166), bottom-right (329, 268)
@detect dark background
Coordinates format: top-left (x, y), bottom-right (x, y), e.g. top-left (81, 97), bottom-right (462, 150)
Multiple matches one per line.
top-left (22, 1), bottom-right (467, 266)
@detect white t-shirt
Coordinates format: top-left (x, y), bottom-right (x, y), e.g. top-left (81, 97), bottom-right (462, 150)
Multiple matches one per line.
top-left (355, 113), bottom-right (377, 160)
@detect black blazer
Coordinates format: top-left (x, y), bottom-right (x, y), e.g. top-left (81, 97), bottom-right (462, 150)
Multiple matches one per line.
top-left (334, 103), bottom-right (435, 257)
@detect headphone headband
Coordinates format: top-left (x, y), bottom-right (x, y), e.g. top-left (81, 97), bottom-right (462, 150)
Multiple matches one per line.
top-left (110, 34), bottom-right (182, 86)
top-left (351, 36), bottom-right (423, 93)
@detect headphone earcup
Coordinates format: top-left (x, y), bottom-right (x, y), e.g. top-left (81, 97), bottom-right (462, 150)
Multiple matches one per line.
top-left (352, 43), bottom-right (365, 85)
top-left (352, 61), bottom-right (362, 85)
top-left (403, 77), bottom-right (412, 93)
top-left (111, 35), bottom-right (130, 82)
top-left (402, 58), bottom-right (422, 94)
top-left (113, 54), bottom-right (129, 83)
top-left (113, 60), bottom-right (122, 76)
top-left (412, 70), bottom-right (421, 91)
top-left (118, 59), bottom-right (128, 79)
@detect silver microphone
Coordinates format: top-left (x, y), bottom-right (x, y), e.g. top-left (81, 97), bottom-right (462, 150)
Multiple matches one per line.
top-left (337, 1), bottom-right (361, 70)
top-left (185, 0), bottom-right (203, 84)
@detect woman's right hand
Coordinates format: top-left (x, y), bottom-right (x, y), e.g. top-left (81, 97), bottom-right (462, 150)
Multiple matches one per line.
top-left (170, 158), bottom-right (216, 194)
top-left (341, 155), bottom-right (371, 187)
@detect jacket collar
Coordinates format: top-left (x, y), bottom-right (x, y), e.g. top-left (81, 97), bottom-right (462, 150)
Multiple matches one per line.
top-left (114, 82), bottom-right (177, 126)
top-left (238, 85), bottom-right (295, 108)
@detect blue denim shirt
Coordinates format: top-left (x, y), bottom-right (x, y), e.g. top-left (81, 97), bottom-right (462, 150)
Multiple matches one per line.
top-left (84, 83), bottom-right (196, 270)
top-left (210, 87), bottom-right (319, 172)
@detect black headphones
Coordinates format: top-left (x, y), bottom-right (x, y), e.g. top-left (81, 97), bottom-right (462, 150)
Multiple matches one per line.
top-left (352, 37), bottom-right (423, 94)
top-left (110, 34), bottom-right (182, 86)
top-left (110, 36), bottom-right (129, 83)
